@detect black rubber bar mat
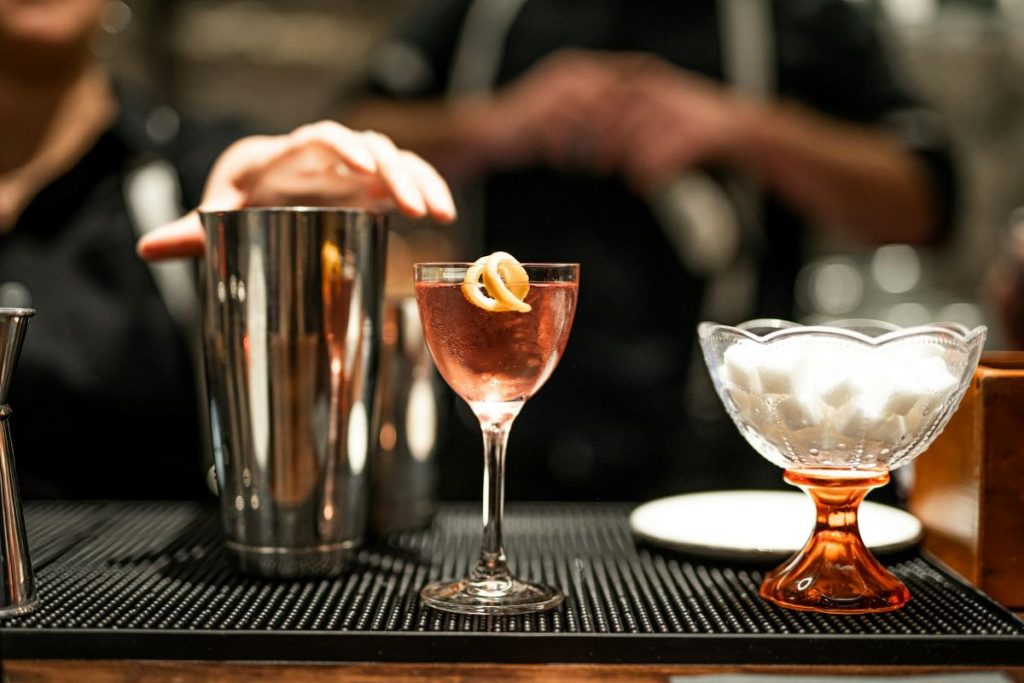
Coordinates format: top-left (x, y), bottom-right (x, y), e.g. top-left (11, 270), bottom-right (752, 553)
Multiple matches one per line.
top-left (1, 501), bottom-right (1021, 665)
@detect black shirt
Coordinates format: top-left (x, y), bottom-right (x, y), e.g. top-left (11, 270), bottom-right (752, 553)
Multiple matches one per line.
top-left (1, 92), bottom-right (239, 500)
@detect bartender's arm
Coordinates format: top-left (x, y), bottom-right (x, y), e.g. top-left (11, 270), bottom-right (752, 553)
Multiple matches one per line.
top-left (347, 50), bottom-right (942, 247)
top-left (588, 56), bottom-right (941, 246)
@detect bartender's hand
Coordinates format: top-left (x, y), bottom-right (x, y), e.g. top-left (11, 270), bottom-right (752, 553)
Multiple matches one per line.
top-left (473, 50), bottom-right (747, 184)
top-left (590, 55), bottom-right (753, 193)
top-left (137, 121), bottom-right (456, 260)
top-left (467, 49), bottom-right (622, 171)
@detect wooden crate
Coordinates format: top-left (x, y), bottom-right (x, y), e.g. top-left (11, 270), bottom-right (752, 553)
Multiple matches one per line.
top-left (909, 351), bottom-right (1024, 610)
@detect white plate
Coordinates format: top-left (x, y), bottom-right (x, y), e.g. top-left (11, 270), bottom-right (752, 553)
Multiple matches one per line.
top-left (629, 490), bottom-right (922, 561)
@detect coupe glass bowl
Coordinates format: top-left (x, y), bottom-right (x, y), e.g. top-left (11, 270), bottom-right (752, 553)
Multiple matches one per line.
top-left (698, 318), bottom-right (986, 613)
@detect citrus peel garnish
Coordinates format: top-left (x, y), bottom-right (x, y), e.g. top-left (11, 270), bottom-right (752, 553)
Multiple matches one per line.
top-left (461, 251), bottom-right (531, 312)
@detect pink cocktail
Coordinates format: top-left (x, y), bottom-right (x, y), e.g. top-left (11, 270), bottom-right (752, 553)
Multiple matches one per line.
top-left (414, 261), bottom-right (579, 615)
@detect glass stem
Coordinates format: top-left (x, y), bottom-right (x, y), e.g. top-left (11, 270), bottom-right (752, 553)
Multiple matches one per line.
top-left (807, 484), bottom-right (868, 544)
top-left (785, 470), bottom-right (886, 548)
top-left (471, 418), bottom-right (513, 586)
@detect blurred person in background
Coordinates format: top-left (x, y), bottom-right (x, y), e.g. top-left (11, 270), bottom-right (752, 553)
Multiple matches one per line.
top-left (989, 214), bottom-right (1024, 349)
top-left (344, 0), bottom-right (958, 501)
top-left (0, 0), bottom-right (454, 499)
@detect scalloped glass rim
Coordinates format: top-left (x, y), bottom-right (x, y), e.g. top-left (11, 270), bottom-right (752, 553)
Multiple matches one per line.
top-left (698, 318), bottom-right (987, 348)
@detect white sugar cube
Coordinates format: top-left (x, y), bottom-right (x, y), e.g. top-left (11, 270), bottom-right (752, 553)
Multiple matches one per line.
top-left (879, 388), bottom-right (920, 416)
top-left (874, 365), bottom-right (923, 415)
top-left (816, 371), bottom-right (860, 409)
top-left (757, 346), bottom-right (802, 394)
top-left (867, 414), bottom-right (908, 446)
top-left (833, 400), bottom-right (886, 440)
top-left (891, 342), bottom-right (946, 366)
top-left (725, 387), bottom-right (754, 422)
top-left (809, 344), bottom-right (872, 399)
top-left (905, 394), bottom-right (944, 434)
top-left (774, 394), bottom-right (824, 432)
top-left (722, 342), bottom-right (763, 393)
top-left (724, 386), bottom-right (751, 413)
top-left (814, 427), bottom-right (848, 452)
top-left (724, 387), bottom-right (771, 428)
top-left (913, 356), bottom-right (958, 396)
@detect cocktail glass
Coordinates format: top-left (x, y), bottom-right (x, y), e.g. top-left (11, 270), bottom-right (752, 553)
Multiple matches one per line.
top-left (414, 262), bottom-right (579, 615)
top-left (699, 319), bottom-right (985, 614)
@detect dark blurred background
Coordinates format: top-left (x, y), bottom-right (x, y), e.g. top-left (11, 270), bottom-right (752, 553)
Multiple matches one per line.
top-left (102, 0), bottom-right (1024, 346)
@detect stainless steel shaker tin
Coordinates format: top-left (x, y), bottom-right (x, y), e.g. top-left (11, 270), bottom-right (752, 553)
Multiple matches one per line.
top-left (200, 208), bottom-right (387, 577)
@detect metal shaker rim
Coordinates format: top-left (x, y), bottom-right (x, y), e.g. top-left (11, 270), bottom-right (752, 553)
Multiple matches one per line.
top-left (413, 261), bottom-right (581, 269)
top-left (199, 206), bottom-right (388, 220)
top-left (0, 308), bottom-right (35, 318)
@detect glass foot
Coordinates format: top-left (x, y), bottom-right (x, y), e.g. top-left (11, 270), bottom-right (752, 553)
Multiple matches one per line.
top-left (759, 545), bottom-right (911, 614)
top-left (760, 469), bottom-right (911, 615)
top-left (421, 577), bottom-right (563, 615)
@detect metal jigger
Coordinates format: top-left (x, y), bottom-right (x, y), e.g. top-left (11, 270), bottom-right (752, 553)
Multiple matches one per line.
top-left (0, 308), bottom-right (36, 616)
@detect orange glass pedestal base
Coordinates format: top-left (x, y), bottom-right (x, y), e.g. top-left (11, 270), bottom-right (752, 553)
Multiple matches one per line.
top-left (759, 470), bottom-right (911, 615)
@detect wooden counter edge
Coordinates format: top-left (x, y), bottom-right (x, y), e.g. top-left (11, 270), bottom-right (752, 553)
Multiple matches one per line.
top-left (5, 661), bottom-right (1024, 683)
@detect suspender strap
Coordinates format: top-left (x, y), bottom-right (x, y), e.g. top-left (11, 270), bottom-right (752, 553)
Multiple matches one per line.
top-left (718, 0), bottom-right (776, 99)
top-left (717, 0), bottom-right (774, 249)
top-left (449, 0), bottom-right (530, 94)
top-left (124, 159), bottom-right (199, 333)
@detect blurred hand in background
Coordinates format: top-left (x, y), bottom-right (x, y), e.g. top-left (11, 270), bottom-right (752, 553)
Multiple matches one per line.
top-left (589, 54), bottom-right (754, 193)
